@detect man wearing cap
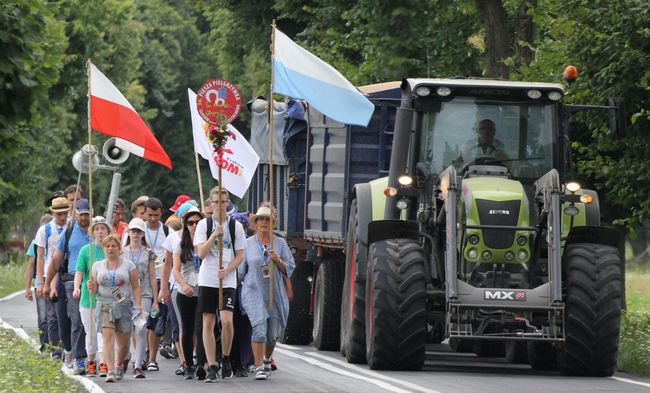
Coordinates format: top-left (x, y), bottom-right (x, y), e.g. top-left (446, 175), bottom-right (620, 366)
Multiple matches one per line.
top-left (167, 195), bottom-right (191, 225)
top-left (44, 198), bottom-right (92, 374)
top-left (34, 196), bottom-right (70, 359)
top-left (73, 216), bottom-right (110, 376)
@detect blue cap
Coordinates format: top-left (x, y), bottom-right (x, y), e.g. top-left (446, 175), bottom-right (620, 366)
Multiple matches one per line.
top-left (232, 212), bottom-right (249, 228)
top-left (176, 200), bottom-right (199, 218)
top-left (75, 198), bottom-right (90, 214)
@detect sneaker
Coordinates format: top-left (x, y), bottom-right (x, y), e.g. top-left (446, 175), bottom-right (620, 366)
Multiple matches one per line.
top-left (254, 367), bottom-right (268, 380)
top-left (99, 363), bottom-right (108, 377)
top-left (195, 365), bottom-right (206, 381)
top-left (115, 367), bottom-right (124, 380)
top-left (63, 350), bottom-right (74, 369)
top-left (105, 370), bottom-right (116, 383)
top-left (183, 366), bottom-right (194, 380)
top-left (271, 357), bottom-right (278, 371)
top-left (87, 361), bottom-right (97, 377)
top-left (248, 364), bottom-right (257, 374)
top-left (221, 359), bottom-right (233, 379)
top-left (159, 345), bottom-right (173, 359)
top-left (122, 353), bottom-right (131, 372)
top-left (175, 364), bottom-right (186, 376)
top-left (147, 361), bottom-right (159, 371)
top-left (235, 367), bottom-right (249, 377)
top-left (74, 359), bottom-right (86, 375)
top-left (134, 368), bottom-right (145, 379)
top-left (170, 345), bottom-right (179, 359)
top-left (50, 349), bottom-right (62, 361)
top-left (204, 365), bottom-right (218, 383)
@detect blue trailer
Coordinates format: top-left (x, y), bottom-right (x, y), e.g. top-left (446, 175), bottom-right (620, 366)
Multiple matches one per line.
top-left (247, 82), bottom-right (401, 347)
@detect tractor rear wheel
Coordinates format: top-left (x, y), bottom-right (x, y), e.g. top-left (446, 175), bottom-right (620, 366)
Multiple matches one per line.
top-left (340, 200), bottom-right (366, 363)
top-left (558, 243), bottom-right (622, 376)
top-left (312, 258), bottom-right (344, 350)
top-left (282, 261), bottom-right (314, 345)
top-left (365, 239), bottom-right (426, 370)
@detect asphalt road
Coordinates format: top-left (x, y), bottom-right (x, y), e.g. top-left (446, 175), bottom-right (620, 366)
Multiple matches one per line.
top-left (2, 291), bottom-right (650, 393)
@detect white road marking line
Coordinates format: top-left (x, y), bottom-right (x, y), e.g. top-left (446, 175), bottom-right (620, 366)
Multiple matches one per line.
top-left (275, 347), bottom-right (413, 393)
top-left (305, 351), bottom-right (443, 393)
top-left (276, 342), bottom-right (302, 350)
top-left (610, 376), bottom-right (650, 389)
top-left (0, 289), bottom-right (23, 303)
top-left (0, 291), bottom-right (106, 393)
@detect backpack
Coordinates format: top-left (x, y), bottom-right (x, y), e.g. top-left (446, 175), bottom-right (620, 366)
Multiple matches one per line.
top-left (162, 224), bottom-right (169, 237)
top-left (206, 215), bottom-right (236, 249)
top-left (32, 242), bottom-right (38, 279)
top-left (59, 224), bottom-right (76, 275)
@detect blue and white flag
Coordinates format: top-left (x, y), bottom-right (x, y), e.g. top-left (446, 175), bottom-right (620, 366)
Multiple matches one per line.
top-left (273, 27), bottom-right (374, 127)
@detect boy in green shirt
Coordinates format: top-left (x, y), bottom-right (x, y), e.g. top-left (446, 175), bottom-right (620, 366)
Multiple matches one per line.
top-left (73, 216), bottom-right (109, 376)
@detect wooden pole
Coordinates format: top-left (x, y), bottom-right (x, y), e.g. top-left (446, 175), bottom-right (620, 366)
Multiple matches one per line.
top-left (195, 153), bottom-right (205, 212)
top-left (86, 59), bottom-right (94, 345)
top-left (217, 133), bottom-right (224, 310)
top-left (268, 21), bottom-right (277, 310)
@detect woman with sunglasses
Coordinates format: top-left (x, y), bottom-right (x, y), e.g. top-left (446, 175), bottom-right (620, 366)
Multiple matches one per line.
top-left (123, 217), bottom-right (158, 378)
top-left (240, 205), bottom-right (295, 380)
top-left (173, 207), bottom-right (206, 380)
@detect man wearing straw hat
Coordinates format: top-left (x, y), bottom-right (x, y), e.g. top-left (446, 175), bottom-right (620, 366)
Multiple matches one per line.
top-left (195, 186), bottom-right (246, 382)
top-left (34, 196), bottom-right (70, 360)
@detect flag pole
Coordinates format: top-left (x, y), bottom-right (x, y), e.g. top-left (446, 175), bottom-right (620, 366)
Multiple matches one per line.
top-left (86, 59), bottom-right (94, 346)
top-left (195, 153), bottom-right (205, 212)
top-left (217, 122), bottom-right (224, 311)
top-left (268, 21), bottom-right (276, 310)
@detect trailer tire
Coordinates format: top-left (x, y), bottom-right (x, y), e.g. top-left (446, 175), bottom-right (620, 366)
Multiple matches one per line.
top-left (558, 243), bottom-right (622, 376)
top-left (340, 199), bottom-right (366, 363)
top-left (312, 258), bottom-right (344, 350)
top-left (365, 239), bottom-right (426, 370)
top-left (282, 261), bottom-right (314, 345)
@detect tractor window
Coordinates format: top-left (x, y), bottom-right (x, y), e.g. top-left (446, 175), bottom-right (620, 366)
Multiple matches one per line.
top-left (418, 97), bottom-right (554, 179)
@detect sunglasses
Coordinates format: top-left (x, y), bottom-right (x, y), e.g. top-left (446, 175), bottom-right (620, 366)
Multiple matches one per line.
top-left (186, 220), bottom-right (200, 226)
top-left (211, 200), bottom-right (229, 204)
top-left (262, 244), bottom-right (269, 258)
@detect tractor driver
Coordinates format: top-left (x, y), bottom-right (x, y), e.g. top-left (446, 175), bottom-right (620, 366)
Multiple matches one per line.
top-left (453, 119), bottom-right (508, 167)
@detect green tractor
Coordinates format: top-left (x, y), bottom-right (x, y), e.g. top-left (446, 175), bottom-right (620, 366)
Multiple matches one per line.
top-left (340, 78), bottom-right (626, 375)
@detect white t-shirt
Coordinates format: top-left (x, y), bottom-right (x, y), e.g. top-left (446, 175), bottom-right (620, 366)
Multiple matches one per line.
top-left (34, 220), bottom-right (68, 278)
top-left (194, 217), bottom-right (245, 289)
top-left (163, 231), bottom-right (181, 290)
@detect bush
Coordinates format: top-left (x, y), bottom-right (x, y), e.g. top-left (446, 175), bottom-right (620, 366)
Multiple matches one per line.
top-left (618, 311), bottom-right (650, 375)
top-left (0, 329), bottom-right (83, 392)
top-left (0, 255), bottom-right (27, 298)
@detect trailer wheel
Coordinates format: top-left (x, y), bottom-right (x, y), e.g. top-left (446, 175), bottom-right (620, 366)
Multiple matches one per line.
top-left (527, 342), bottom-right (557, 370)
top-left (505, 342), bottom-right (528, 364)
top-left (340, 199), bottom-right (366, 363)
top-left (312, 258), bottom-right (344, 350)
top-left (282, 261), bottom-right (314, 345)
top-left (365, 239), bottom-right (426, 370)
top-left (558, 243), bottom-right (622, 376)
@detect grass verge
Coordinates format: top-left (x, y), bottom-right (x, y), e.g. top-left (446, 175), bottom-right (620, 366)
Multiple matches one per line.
top-left (0, 328), bottom-right (83, 392)
top-left (0, 256), bottom-right (27, 298)
top-left (618, 265), bottom-right (650, 375)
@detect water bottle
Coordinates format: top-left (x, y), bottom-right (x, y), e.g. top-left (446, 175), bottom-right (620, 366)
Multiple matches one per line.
top-left (150, 307), bottom-right (158, 318)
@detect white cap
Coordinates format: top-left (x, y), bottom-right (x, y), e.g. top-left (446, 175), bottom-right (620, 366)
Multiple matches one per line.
top-left (128, 217), bottom-right (146, 232)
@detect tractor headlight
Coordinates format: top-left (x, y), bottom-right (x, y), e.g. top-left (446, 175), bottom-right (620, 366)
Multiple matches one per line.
top-left (436, 86), bottom-right (452, 96)
top-left (564, 205), bottom-right (580, 216)
top-left (505, 251), bottom-right (515, 261)
top-left (565, 181), bottom-right (581, 193)
top-left (482, 251), bottom-right (492, 261)
top-left (547, 91), bottom-right (563, 101)
top-left (415, 86), bottom-right (431, 97)
top-left (518, 250), bottom-right (528, 261)
top-left (398, 175), bottom-right (413, 186)
top-left (396, 198), bottom-right (409, 210)
top-left (468, 234), bottom-right (480, 245)
top-left (517, 235), bottom-right (527, 246)
top-left (527, 89), bottom-right (542, 99)
top-left (467, 249), bottom-right (478, 260)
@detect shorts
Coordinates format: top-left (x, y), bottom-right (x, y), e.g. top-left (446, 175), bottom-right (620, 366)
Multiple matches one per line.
top-left (251, 317), bottom-right (281, 345)
top-left (100, 304), bottom-right (133, 333)
top-left (198, 286), bottom-right (235, 313)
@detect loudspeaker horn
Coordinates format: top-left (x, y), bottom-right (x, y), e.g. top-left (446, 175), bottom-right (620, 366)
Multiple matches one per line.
top-left (102, 137), bottom-right (130, 165)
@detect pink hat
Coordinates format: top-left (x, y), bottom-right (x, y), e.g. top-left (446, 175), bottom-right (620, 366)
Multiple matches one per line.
top-left (169, 195), bottom-right (191, 212)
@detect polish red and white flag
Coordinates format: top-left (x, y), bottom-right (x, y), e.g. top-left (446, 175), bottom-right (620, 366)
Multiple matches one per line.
top-left (89, 62), bottom-right (172, 169)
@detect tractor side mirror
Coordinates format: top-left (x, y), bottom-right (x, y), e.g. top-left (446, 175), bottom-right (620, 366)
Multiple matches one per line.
top-left (608, 97), bottom-right (626, 138)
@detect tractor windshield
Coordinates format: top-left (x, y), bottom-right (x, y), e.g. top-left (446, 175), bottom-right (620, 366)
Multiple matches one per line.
top-left (418, 97), bottom-right (555, 179)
